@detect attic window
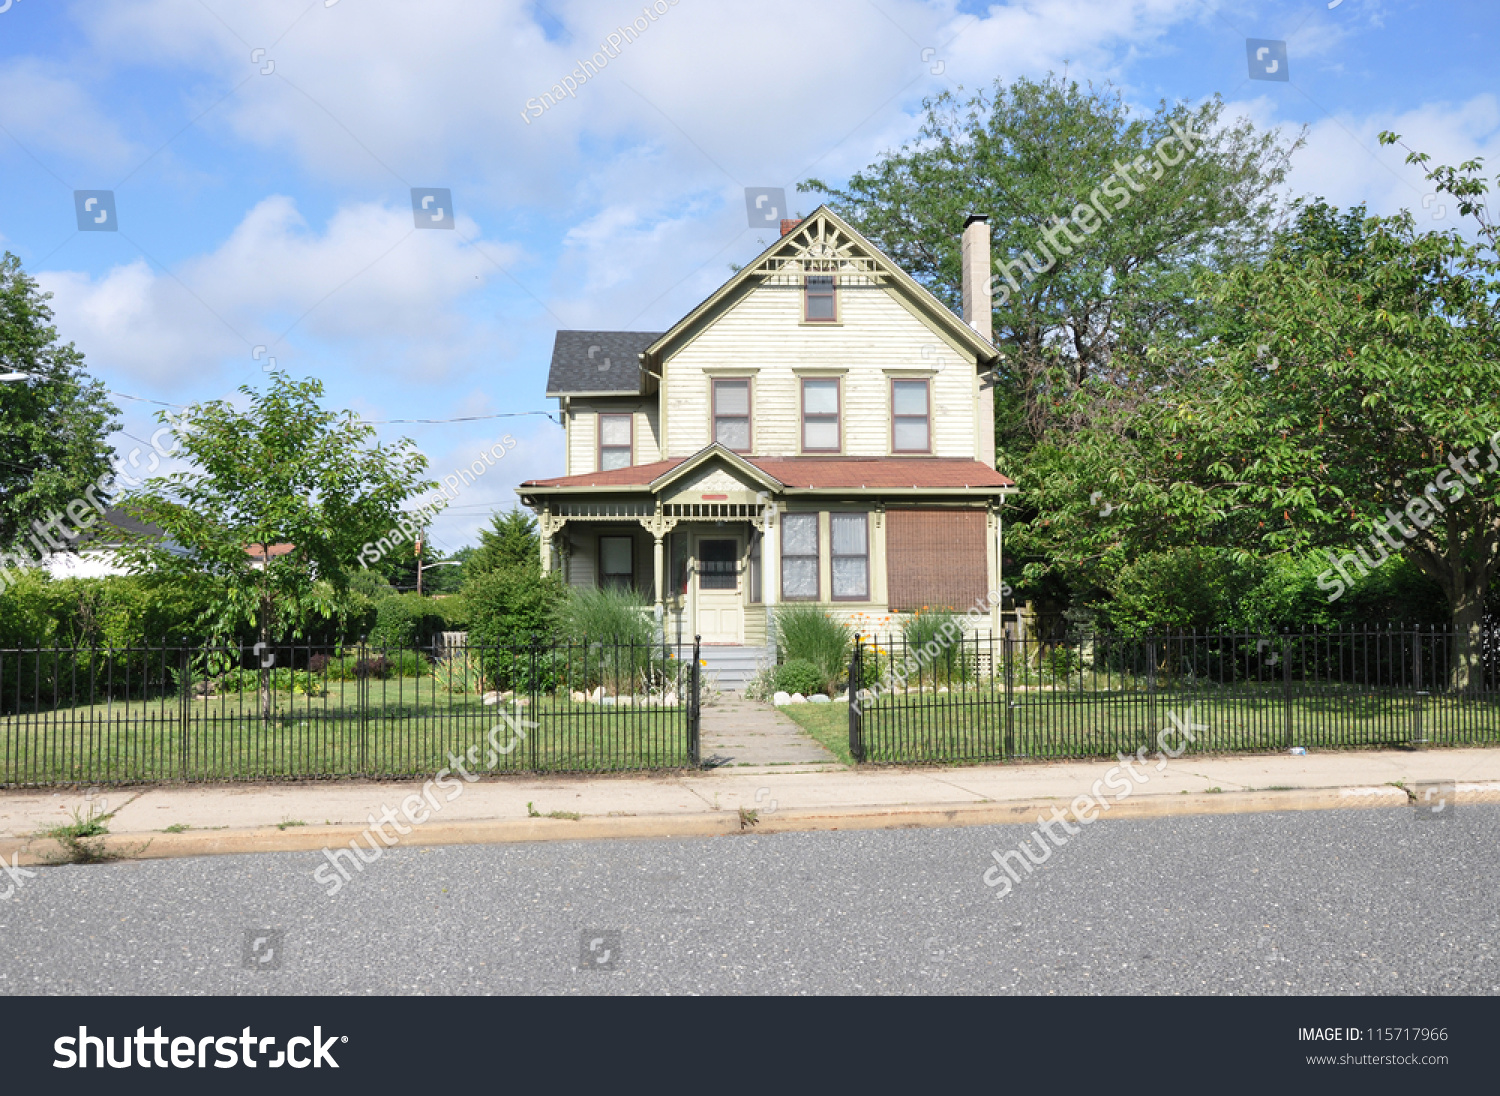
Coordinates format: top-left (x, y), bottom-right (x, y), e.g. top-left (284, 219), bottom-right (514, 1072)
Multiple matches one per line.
top-left (804, 275), bottom-right (836, 322)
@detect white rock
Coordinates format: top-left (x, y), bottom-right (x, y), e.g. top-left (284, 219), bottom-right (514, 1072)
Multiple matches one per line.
top-left (589, 686), bottom-right (604, 702)
top-left (773, 691), bottom-right (792, 706)
top-left (601, 696), bottom-right (616, 706)
top-left (617, 696), bottom-right (634, 707)
top-left (513, 697), bottom-right (530, 708)
top-left (809, 694), bottom-right (830, 704)
top-left (663, 691), bottom-right (679, 706)
top-left (570, 690), bottom-right (587, 703)
top-left (937, 686), bottom-right (949, 695)
top-left (790, 693), bottom-right (807, 704)
top-left (834, 693), bottom-right (849, 703)
top-left (482, 691), bottom-right (501, 705)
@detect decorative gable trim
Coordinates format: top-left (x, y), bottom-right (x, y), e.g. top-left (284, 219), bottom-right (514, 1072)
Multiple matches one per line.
top-left (640, 205), bottom-right (998, 372)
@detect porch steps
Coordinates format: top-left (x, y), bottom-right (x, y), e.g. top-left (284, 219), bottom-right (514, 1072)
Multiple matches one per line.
top-left (676, 645), bottom-right (772, 691)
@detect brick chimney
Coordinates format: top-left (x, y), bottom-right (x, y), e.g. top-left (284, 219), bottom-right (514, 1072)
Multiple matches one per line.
top-left (960, 213), bottom-right (992, 343)
top-left (780, 218), bottom-right (802, 236)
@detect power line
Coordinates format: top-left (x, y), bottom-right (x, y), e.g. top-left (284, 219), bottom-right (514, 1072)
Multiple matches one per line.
top-left (105, 389), bottom-right (557, 426)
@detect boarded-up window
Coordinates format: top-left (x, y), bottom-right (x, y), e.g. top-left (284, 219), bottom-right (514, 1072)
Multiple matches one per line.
top-left (885, 509), bottom-right (988, 612)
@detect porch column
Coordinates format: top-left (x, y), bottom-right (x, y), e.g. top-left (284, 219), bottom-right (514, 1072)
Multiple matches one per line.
top-left (762, 498), bottom-right (778, 658)
top-left (990, 505), bottom-right (1003, 639)
top-left (652, 533), bottom-right (665, 646)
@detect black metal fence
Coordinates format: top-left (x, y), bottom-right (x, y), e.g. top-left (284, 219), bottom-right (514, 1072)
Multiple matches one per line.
top-left (848, 624), bottom-right (1500, 764)
top-left (0, 638), bottom-right (701, 785)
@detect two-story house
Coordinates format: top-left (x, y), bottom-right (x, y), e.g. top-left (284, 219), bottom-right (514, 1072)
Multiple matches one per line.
top-left (517, 205), bottom-right (1014, 676)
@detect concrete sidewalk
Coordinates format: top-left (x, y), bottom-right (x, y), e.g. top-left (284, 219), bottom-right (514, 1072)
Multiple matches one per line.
top-left (4, 747), bottom-right (1499, 865)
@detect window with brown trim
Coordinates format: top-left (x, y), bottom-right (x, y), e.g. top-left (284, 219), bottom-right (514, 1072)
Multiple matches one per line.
top-left (599, 535), bottom-right (634, 591)
top-left (801, 377), bottom-right (840, 452)
top-left (748, 531), bottom-right (762, 604)
top-left (892, 378), bottom-right (931, 453)
top-left (885, 509), bottom-right (987, 611)
top-left (830, 513), bottom-right (869, 601)
top-left (598, 413), bottom-right (633, 471)
top-left (804, 275), bottom-right (836, 321)
top-left (780, 513), bottom-right (819, 601)
top-left (712, 378), bottom-right (751, 452)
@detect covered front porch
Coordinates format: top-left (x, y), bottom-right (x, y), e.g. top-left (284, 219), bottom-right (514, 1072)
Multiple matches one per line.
top-left (517, 445), bottom-right (1015, 660)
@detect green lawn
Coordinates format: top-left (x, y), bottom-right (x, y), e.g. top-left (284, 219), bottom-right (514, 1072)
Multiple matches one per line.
top-left (780, 685), bottom-right (1500, 765)
top-left (0, 679), bottom-right (691, 783)
top-left (776, 702), bottom-right (856, 766)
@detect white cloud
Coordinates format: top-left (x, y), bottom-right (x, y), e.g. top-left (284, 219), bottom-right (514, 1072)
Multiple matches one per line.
top-left (36, 195), bottom-right (519, 386)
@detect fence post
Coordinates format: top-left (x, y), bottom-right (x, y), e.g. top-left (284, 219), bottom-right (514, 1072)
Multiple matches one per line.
top-left (1282, 629), bottom-right (1294, 749)
top-left (529, 636), bottom-right (542, 771)
top-left (1003, 632), bottom-right (1015, 759)
top-left (179, 646), bottom-right (191, 781)
top-left (1412, 624), bottom-right (1426, 747)
top-left (1146, 638), bottom-right (1158, 753)
top-left (848, 636), bottom-right (864, 763)
top-left (357, 637), bottom-right (369, 775)
top-left (689, 635), bottom-right (702, 767)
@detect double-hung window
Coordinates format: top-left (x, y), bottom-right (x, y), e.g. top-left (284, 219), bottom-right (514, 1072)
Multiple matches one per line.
top-left (598, 413), bottom-right (633, 471)
top-left (801, 378), bottom-right (840, 452)
top-left (599, 536), bottom-right (634, 591)
top-left (892, 379), bottom-right (931, 453)
top-left (780, 513), bottom-right (819, 601)
top-left (830, 514), bottom-right (869, 601)
top-left (712, 378), bottom-right (751, 452)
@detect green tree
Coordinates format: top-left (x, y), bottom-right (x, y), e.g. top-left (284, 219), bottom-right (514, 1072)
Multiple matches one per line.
top-left (0, 252), bottom-right (119, 551)
top-left (467, 508), bottom-right (540, 577)
top-left (119, 372), bottom-right (436, 716)
top-left (804, 75), bottom-right (1300, 467)
top-left (1022, 161), bottom-right (1500, 687)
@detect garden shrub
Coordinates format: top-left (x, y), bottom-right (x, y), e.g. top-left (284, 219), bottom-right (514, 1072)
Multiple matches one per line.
top-left (368, 593), bottom-right (449, 649)
top-left (774, 659), bottom-right (826, 697)
top-left (775, 604), bottom-right (849, 688)
top-left (900, 607), bottom-right (970, 683)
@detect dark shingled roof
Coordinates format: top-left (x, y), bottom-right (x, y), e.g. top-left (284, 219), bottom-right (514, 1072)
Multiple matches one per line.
top-left (545, 330), bottom-right (663, 396)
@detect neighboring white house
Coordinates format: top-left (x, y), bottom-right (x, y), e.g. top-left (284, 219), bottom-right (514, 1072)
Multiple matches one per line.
top-left (42, 507), bottom-right (187, 579)
top-left (518, 205), bottom-right (1015, 663)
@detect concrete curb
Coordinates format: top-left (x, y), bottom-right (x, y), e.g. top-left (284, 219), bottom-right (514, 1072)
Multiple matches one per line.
top-left (3, 781), bottom-right (1490, 867)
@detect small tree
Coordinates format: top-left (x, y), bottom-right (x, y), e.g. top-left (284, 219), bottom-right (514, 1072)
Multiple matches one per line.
top-left (467, 508), bottom-right (540, 577)
top-left (0, 252), bottom-right (120, 552)
top-left (119, 372), bottom-right (436, 718)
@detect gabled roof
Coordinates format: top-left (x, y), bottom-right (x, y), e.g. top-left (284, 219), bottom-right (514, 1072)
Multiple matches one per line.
top-left (545, 330), bottom-right (662, 397)
top-left (641, 205), bottom-right (998, 370)
top-left (519, 452), bottom-right (1013, 494)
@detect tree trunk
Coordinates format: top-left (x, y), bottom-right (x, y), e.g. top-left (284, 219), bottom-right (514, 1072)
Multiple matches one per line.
top-left (1451, 586), bottom-right (1485, 693)
top-left (259, 602), bottom-right (272, 723)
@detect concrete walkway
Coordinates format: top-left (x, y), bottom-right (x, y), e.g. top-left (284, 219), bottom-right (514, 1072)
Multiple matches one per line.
top-left (700, 693), bottom-right (839, 768)
top-left (3, 747), bottom-right (1499, 865)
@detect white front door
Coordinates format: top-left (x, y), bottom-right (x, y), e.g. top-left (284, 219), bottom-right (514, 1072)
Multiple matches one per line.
top-left (695, 537), bottom-right (742, 644)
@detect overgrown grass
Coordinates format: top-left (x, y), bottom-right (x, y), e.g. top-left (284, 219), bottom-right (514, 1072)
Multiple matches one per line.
top-left (901, 607), bottom-right (972, 684)
top-left (775, 605), bottom-right (850, 692)
top-left (556, 587), bottom-right (660, 695)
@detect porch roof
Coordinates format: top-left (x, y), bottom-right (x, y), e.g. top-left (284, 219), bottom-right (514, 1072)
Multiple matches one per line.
top-left (519, 455), bottom-right (1014, 492)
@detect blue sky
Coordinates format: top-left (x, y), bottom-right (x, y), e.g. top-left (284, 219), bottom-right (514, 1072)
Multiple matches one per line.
top-left (1, 0), bottom-right (1496, 553)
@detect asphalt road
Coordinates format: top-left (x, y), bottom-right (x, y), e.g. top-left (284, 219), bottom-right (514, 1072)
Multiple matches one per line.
top-left (2, 804), bottom-right (1496, 995)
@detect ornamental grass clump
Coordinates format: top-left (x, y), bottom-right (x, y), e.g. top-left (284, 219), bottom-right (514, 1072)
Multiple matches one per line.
top-left (775, 604), bottom-right (850, 693)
